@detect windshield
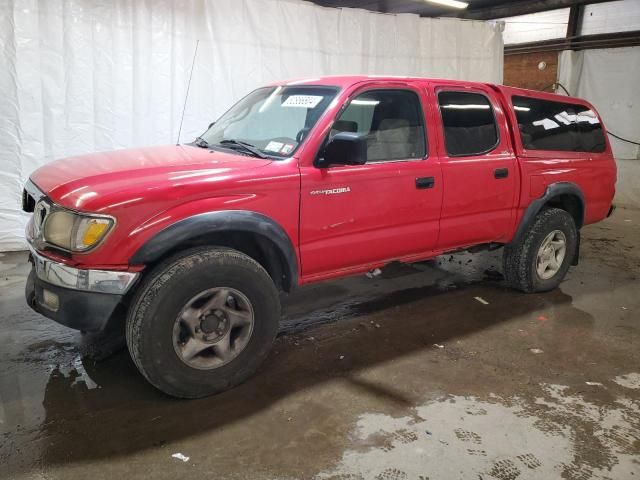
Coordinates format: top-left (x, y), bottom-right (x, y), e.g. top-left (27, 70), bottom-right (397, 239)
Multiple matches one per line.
top-left (199, 86), bottom-right (338, 158)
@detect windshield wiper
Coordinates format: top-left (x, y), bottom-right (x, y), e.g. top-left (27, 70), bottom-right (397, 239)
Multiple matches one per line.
top-left (194, 136), bottom-right (210, 148)
top-left (218, 139), bottom-right (268, 159)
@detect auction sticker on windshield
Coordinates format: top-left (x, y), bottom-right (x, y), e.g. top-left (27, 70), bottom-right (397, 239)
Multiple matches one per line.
top-left (265, 141), bottom-right (284, 152)
top-left (282, 95), bottom-right (323, 108)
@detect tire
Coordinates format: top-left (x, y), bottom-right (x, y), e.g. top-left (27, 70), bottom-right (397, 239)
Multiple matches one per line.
top-left (503, 208), bottom-right (578, 293)
top-left (126, 247), bottom-right (280, 398)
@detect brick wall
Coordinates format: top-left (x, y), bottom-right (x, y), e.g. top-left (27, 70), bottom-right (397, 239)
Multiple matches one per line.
top-left (503, 51), bottom-right (558, 91)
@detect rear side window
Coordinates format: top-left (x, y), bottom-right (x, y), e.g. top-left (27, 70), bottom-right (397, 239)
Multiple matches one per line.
top-left (512, 96), bottom-right (606, 153)
top-left (438, 91), bottom-right (498, 156)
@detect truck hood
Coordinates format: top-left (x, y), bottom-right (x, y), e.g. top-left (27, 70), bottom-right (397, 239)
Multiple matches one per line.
top-left (30, 145), bottom-right (273, 211)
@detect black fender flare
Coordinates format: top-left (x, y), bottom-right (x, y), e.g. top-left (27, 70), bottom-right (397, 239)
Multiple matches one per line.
top-left (130, 210), bottom-right (298, 289)
top-left (512, 182), bottom-right (585, 247)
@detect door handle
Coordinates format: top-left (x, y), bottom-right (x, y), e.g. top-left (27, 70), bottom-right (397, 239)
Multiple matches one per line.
top-left (494, 168), bottom-right (509, 179)
top-left (416, 177), bottom-right (435, 189)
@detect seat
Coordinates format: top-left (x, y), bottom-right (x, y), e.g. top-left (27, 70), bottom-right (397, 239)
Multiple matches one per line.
top-left (444, 124), bottom-right (496, 156)
top-left (367, 118), bottom-right (412, 161)
top-left (330, 120), bottom-right (358, 139)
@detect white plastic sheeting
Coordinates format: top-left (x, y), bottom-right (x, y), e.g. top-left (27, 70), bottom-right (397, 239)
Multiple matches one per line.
top-left (558, 47), bottom-right (640, 207)
top-left (498, 8), bottom-right (570, 45)
top-left (558, 48), bottom-right (640, 160)
top-left (580, 0), bottom-right (640, 35)
top-left (0, 0), bottom-right (503, 251)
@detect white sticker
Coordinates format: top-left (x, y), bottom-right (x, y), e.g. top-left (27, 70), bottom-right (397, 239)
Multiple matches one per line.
top-left (282, 95), bottom-right (323, 108)
top-left (265, 141), bottom-right (284, 152)
top-left (280, 144), bottom-right (294, 155)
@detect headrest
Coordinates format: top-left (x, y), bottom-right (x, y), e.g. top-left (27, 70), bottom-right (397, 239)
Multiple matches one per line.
top-left (332, 120), bottom-right (358, 133)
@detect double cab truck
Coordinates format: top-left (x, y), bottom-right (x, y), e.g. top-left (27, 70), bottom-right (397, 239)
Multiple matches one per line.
top-left (23, 76), bottom-right (616, 398)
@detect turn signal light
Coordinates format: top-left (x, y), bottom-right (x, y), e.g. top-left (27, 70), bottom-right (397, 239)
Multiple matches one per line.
top-left (81, 220), bottom-right (110, 248)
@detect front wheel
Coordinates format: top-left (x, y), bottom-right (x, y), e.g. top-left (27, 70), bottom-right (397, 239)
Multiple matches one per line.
top-left (126, 247), bottom-right (280, 398)
top-left (503, 208), bottom-right (578, 293)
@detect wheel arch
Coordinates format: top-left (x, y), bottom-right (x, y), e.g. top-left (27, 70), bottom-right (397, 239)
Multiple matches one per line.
top-left (130, 211), bottom-right (298, 292)
top-left (512, 182), bottom-right (585, 245)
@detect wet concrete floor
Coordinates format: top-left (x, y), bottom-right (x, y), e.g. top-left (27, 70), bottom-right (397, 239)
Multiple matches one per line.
top-left (0, 209), bottom-right (638, 479)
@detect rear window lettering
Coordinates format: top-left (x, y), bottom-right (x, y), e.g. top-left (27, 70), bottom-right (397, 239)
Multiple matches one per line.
top-left (512, 96), bottom-right (606, 153)
top-left (438, 91), bottom-right (498, 156)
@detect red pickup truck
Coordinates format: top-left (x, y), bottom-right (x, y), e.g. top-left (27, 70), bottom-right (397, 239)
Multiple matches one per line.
top-left (23, 76), bottom-right (616, 398)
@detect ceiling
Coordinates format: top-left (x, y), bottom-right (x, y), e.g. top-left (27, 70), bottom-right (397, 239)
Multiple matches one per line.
top-left (305, 0), bottom-right (609, 20)
top-left (306, 0), bottom-right (507, 18)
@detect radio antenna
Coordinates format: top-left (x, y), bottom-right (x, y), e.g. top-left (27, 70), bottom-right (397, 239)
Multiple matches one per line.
top-left (176, 39), bottom-right (200, 145)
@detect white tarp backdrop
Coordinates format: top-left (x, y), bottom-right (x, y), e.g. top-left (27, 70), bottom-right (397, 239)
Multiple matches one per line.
top-left (0, 0), bottom-right (504, 251)
top-left (558, 48), bottom-right (640, 160)
top-left (558, 47), bottom-right (640, 207)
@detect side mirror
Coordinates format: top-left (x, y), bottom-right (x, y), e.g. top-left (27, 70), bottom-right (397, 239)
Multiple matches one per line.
top-left (317, 132), bottom-right (367, 168)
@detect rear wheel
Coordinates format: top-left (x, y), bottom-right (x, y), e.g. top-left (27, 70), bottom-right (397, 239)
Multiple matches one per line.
top-left (126, 247), bottom-right (280, 398)
top-left (503, 208), bottom-right (577, 293)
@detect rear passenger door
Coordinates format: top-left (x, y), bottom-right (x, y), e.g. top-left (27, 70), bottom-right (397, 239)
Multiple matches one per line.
top-left (431, 84), bottom-right (519, 250)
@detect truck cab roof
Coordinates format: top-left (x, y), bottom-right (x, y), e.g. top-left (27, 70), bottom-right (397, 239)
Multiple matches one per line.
top-left (272, 75), bottom-right (594, 107)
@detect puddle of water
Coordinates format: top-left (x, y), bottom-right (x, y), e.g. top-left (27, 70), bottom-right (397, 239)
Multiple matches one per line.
top-left (316, 385), bottom-right (640, 480)
top-left (280, 252), bottom-right (503, 335)
top-left (614, 373), bottom-right (640, 390)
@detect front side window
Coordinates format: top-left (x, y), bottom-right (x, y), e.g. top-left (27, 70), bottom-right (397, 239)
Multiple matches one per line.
top-left (201, 86), bottom-right (338, 158)
top-left (512, 96), bottom-right (606, 153)
top-left (332, 89), bottom-right (426, 163)
top-left (438, 91), bottom-right (498, 156)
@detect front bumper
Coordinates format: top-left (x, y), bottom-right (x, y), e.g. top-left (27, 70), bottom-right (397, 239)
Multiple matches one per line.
top-left (26, 248), bottom-right (139, 331)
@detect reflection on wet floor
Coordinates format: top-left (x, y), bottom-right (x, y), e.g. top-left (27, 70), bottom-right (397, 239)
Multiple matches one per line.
top-left (0, 210), bottom-right (639, 479)
top-left (279, 254), bottom-right (503, 335)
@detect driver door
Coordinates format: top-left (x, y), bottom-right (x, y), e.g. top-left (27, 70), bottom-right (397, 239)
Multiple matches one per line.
top-left (298, 84), bottom-right (443, 282)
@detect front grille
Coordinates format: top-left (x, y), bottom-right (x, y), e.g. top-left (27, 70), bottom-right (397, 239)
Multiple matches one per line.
top-left (22, 189), bottom-right (36, 212)
top-left (32, 201), bottom-right (50, 237)
top-left (22, 179), bottom-right (44, 213)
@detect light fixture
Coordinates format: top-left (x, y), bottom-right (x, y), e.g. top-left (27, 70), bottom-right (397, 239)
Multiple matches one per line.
top-left (426, 0), bottom-right (469, 9)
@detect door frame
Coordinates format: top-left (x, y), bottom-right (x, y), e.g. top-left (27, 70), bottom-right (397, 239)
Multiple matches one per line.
top-left (296, 80), bottom-right (445, 283)
top-left (428, 82), bottom-right (519, 249)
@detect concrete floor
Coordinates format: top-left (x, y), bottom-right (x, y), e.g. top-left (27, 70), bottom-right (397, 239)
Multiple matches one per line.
top-left (0, 209), bottom-right (638, 480)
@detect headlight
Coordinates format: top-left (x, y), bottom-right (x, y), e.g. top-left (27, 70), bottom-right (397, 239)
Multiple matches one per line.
top-left (42, 205), bottom-right (114, 252)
